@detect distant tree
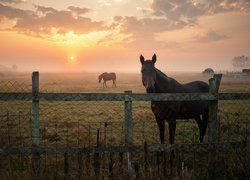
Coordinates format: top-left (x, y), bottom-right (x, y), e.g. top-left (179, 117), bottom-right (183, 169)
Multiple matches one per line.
top-left (12, 64), bottom-right (18, 72)
top-left (202, 68), bottom-right (214, 74)
top-left (232, 56), bottom-right (250, 69)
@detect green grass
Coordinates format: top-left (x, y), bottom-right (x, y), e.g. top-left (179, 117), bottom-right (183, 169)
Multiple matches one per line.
top-left (0, 72), bottom-right (249, 179)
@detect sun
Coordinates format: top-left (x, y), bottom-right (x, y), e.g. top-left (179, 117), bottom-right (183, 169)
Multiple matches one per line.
top-left (68, 56), bottom-right (76, 64)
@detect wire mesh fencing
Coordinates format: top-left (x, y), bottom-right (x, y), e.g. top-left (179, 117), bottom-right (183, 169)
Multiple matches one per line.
top-left (0, 78), bottom-right (249, 179)
top-left (0, 81), bottom-right (32, 149)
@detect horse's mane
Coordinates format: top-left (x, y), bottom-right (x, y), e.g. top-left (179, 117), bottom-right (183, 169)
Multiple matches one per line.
top-left (156, 68), bottom-right (169, 78)
top-left (155, 68), bottom-right (181, 86)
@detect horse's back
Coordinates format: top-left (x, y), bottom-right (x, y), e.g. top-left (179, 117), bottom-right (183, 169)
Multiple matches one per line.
top-left (183, 81), bottom-right (209, 93)
top-left (152, 80), bottom-right (209, 119)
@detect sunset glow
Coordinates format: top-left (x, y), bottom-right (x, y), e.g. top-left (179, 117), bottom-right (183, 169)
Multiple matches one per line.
top-left (69, 56), bottom-right (76, 64)
top-left (0, 0), bottom-right (249, 72)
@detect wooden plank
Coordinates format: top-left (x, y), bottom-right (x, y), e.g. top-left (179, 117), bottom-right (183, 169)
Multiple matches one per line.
top-left (0, 93), bottom-right (32, 100)
top-left (124, 90), bottom-right (133, 175)
top-left (208, 74), bottom-right (222, 143)
top-left (0, 92), bottom-right (250, 101)
top-left (32, 72), bottom-right (40, 147)
top-left (32, 71), bottom-right (40, 178)
top-left (0, 141), bottom-right (248, 155)
top-left (39, 92), bottom-right (216, 101)
top-left (218, 93), bottom-right (250, 100)
top-left (36, 92), bottom-right (250, 101)
top-left (0, 147), bottom-right (32, 155)
top-left (208, 74), bottom-right (222, 180)
top-left (124, 91), bottom-right (133, 145)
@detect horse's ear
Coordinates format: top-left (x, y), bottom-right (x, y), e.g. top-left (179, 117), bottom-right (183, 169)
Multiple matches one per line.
top-left (140, 55), bottom-right (145, 64)
top-left (152, 54), bottom-right (157, 64)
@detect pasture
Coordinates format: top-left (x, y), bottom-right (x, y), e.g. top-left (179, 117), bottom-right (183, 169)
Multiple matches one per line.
top-left (0, 72), bottom-right (249, 179)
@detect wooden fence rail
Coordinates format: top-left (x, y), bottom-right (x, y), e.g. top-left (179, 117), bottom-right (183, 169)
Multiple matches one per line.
top-left (0, 72), bottom-right (249, 179)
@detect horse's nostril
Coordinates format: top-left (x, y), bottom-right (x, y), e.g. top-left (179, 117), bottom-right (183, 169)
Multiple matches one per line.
top-left (146, 87), bottom-right (155, 93)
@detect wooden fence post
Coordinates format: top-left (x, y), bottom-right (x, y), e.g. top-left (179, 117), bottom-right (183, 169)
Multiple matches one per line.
top-left (124, 90), bottom-right (132, 145)
top-left (208, 74), bottom-right (222, 179)
top-left (32, 71), bottom-right (40, 178)
top-left (124, 90), bottom-right (133, 175)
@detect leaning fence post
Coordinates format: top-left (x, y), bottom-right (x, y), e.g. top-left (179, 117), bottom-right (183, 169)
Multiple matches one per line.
top-left (124, 90), bottom-right (133, 175)
top-left (208, 74), bottom-right (222, 179)
top-left (32, 71), bottom-right (40, 178)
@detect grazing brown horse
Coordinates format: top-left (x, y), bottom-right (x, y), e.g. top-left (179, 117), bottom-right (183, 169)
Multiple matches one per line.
top-left (140, 54), bottom-right (209, 145)
top-left (99, 72), bottom-right (116, 88)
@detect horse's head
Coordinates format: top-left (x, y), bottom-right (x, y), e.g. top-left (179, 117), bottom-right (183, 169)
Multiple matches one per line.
top-left (98, 74), bottom-right (102, 83)
top-left (140, 54), bottom-right (157, 93)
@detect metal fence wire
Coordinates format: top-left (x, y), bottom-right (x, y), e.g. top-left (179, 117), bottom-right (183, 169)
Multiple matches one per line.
top-left (0, 75), bottom-right (249, 179)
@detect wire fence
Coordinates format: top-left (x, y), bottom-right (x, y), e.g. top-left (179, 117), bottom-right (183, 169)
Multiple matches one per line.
top-left (0, 73), bottom-right (249, 179)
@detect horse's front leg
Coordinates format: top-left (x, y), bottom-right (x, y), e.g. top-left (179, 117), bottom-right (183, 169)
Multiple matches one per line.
top-left (168, 119), bottom-right (176, 144)
top-left (156, 117), bottom-right (165, 144)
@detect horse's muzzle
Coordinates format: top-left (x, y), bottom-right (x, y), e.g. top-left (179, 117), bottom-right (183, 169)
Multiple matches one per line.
top-left (146, 87), bottom-right (155, 93)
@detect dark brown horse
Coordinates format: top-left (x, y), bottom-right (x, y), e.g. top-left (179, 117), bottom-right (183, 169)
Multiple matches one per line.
top-left (140, 54), bottom-right (209, 145)
top-left (99, 72), bottom-right (116, 88)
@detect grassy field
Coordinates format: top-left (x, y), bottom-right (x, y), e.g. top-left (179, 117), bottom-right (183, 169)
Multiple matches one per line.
top-left (0, 72), bottom-right (249, 179)
top-left (1, 71), bottom-right (250, 93)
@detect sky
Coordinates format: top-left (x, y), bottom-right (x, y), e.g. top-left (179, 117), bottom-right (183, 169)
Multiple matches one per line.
top-left (0, 0), bottom-right (249, 73)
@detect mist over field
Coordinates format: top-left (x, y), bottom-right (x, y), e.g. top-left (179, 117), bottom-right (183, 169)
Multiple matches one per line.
top-left (1, 71), bottom-right (250, 94)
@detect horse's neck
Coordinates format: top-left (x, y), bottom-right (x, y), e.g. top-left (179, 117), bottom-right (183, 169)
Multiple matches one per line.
top-left (155, 69), bottom-right (182, 93)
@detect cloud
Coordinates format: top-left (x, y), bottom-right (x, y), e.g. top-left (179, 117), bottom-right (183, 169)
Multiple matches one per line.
top-left (0, 3), bottom-right (105, 38)
top-left (0, 3), bottom-right (32, 20)
top-left (110, 16), bottom-right (185, 49)
top-left (151, 0), bottom-right (250, 22)
top-left (0, 1), bottom-right (248, 47)
top-left (193, 29), bottom-right (229, 42)
top-left (125, 0), bottom-right (248, 47)
top-left (115, 16), bottom-right (188, 35)
top-left (67, 6), bottom-right (93, 15)
top-left (109, 0), bottom-right (249, 49)
top-left (34, 4), bottom-right (57, 14)
top-left (0, 0), bottom-right (26, 4)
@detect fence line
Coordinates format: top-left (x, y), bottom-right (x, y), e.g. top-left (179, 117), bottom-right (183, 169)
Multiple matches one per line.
top-left (0, 72), bottom-right (249, 179)
top-left (1, 92), bottom-right (250, 101)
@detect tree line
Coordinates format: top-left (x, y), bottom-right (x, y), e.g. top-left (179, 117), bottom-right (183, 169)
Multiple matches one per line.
top-left (232, 56), bottom-right (250, 70)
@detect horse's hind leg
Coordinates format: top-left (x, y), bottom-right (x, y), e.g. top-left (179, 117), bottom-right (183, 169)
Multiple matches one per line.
top-left (195, 116), bottom-right (204, 143)
top-left (202, 110), bottom-right (209, 140)
top-left (167, 119), bottom-right (176, 167)
top-left (167, 119), bottom-right (176, 144)
top-left (112, 80), bottom-right (116, 87)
